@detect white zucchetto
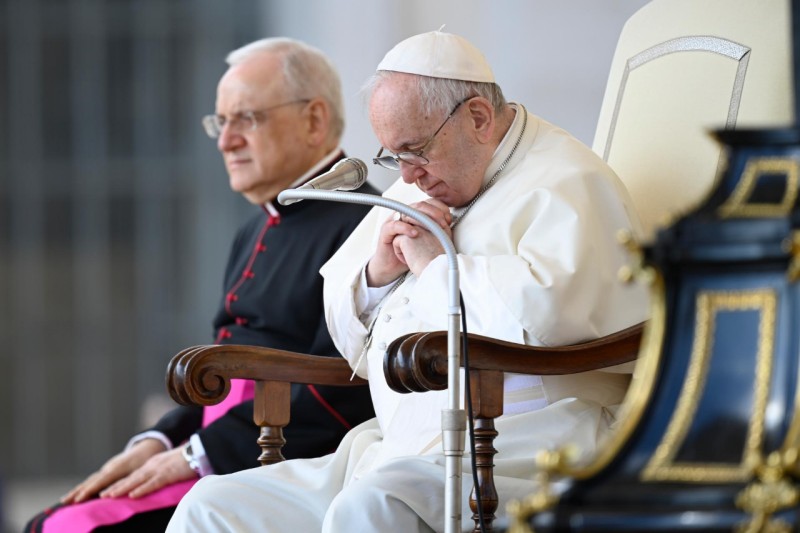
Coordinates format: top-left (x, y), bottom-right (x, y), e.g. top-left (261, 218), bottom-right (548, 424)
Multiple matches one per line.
top-left (376, 30), bottom-right (495, 83)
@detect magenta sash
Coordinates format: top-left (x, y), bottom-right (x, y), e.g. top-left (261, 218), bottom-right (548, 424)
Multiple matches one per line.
top-left (40, 379), bottom-right (255, 533)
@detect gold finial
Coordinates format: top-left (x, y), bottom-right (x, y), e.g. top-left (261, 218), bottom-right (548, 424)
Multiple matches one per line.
top-left (616, 229), bottom-right (654, 285)
top-left (506, 447), bottom-right (581, 533)
top-left (735, 449), bottom-right (800, 533)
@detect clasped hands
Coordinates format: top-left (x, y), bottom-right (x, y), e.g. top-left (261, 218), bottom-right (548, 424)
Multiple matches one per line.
top-left (366, 199), bottom-right (452, 287)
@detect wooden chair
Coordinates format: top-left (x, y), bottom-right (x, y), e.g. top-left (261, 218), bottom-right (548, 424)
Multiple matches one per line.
top-left (167, 1), bottom-right (792, 531)
top-left (166, 326), bottom-right (643, 529)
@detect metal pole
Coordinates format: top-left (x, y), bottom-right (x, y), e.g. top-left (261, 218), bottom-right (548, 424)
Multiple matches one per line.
top-left (278, 188), bottom-right (465, 533)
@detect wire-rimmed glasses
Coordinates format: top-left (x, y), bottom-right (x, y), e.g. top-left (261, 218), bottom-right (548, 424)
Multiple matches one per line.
top-left (202, 99), bottom-right (310, 138)
top-left (372, 96), bottom-right (473, 170)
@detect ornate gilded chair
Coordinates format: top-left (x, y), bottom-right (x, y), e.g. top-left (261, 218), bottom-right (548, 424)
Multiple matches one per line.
top-left (504, 0), bottom-right (797, 531)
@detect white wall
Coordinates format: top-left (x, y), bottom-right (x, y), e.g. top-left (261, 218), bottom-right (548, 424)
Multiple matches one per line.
top-left (259, 0), bottom-right (651, 189)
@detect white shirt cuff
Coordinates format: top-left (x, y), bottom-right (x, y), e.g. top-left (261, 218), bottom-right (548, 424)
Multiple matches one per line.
top-left (355, 267), bottom-right (394, 320)
top-left (126, 431), bottom-right (172, 452)
top-left (189, 433), bottom-right (215, 477)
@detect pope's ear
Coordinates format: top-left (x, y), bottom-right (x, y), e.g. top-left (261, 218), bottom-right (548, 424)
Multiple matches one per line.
top-left (466, 97), bottom-right (494, 143)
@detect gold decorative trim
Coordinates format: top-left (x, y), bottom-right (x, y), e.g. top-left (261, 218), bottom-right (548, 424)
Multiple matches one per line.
top-left (718, 158), bottom-right (799, 219)
top-left (642, 289), bottom-right (777, 483)
top-left (782, 364), bottom-right (800, 468)
top-left (562, 269), bottom-right (666, 479)
top-left (785, 231), bottom-right (800, 284)
top-left (780, 302), bottom-right (800, 479)
top-left (735, 450), bottom-right (800, 533)
top-left (506, 450), bottom-right (570, 533)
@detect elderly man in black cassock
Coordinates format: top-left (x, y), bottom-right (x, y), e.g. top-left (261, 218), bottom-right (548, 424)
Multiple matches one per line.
top-left (26, 37), bottom-right (376, 533)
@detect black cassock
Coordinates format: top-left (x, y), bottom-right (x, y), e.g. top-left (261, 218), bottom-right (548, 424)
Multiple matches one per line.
top-left (153, 159), bottom-right (378, 473)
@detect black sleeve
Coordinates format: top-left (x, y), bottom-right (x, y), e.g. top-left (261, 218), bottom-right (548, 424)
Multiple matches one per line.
top-left (195, 400), bottom-right (262, 474)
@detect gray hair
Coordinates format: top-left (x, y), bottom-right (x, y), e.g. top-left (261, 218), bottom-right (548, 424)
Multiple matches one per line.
top-left (227, 37), bottom-right (345, 140)
top-left (363, 71), bottom-right (507, 117)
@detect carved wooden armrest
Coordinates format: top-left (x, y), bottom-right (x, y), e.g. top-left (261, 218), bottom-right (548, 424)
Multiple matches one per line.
top-left (166, 344), bottom-right (366, 464)
top-left (384, 322), bottom-right (645, 393)
top-left (382, 322), bottom-right (644, 532)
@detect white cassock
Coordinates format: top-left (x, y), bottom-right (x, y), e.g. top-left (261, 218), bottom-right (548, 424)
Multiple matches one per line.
top-left (167, 104), bottom-right (650, 532)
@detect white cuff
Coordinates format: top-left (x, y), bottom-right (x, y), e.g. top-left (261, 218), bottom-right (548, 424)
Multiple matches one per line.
top-left (356, 267), bottom-right (394, 320)
top-left (189, 433), bottom-right (215, 477)
top-left (126, 431), bottom-right (172, 452)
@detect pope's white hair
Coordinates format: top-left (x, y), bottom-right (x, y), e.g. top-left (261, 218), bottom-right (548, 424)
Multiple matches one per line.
top-left (362, 71), bottom-right (506, 117)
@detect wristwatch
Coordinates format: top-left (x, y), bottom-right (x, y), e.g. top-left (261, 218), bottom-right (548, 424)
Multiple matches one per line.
top-left (181, 443), bottom-right (202, 476)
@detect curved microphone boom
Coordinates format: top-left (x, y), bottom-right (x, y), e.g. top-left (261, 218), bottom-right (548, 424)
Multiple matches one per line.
top-left (276, 183), bottom-right (465, 533)
top-left (281, 158), bottom-right (368, 204)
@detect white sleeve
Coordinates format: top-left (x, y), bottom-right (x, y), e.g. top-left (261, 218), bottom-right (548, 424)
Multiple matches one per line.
top-left (355, 266), bottom-right (395, 320)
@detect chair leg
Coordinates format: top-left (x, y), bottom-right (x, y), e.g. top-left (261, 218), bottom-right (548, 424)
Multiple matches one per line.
top-left (470, 416), bottom-right (499, 531)
top-left (469, 369), bottom-right (504, 532)
top-left (256, 426), bottom-right (286, 465)
top-left (253, 380), bottom-right (291, 465)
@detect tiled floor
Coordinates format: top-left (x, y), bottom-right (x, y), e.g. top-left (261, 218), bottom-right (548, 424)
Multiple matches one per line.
top-left (3, 478), bottom-right (79, 533)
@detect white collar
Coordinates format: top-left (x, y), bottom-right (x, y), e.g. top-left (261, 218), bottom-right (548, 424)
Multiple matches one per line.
top-left (482, 102), bottom-right (529, 188)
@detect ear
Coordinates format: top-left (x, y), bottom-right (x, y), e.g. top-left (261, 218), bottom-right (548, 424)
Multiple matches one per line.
top-left (465, 97), bottom-right (494, 144)
top-left (304, 98), bottom-right (330, 146)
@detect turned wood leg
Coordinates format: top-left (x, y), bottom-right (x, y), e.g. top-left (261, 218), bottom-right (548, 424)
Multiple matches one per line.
top-left (470, 417), bottom-right (499, 531)
top-left (469, 369), bottom-right (504, 532)
top-left (253, 380), bottom-right (291, 465)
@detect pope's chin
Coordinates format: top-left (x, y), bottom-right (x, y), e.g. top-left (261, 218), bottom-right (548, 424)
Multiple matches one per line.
top-left (422, 184), bottom-right (457, 207)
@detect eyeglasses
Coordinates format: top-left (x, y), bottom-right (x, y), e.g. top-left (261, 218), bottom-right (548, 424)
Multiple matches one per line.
top-left (202, 99), bottom-right (310, 138)
top-left (372, 97), bottom-right (473, 170)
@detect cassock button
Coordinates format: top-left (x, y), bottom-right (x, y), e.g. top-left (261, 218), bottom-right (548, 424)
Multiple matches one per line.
top-left (383, 314), bottom-right (391, 322)
top-left (377, 342), bottom-right (387, 350)
top-left (400, 297), bottom-right (409, 305)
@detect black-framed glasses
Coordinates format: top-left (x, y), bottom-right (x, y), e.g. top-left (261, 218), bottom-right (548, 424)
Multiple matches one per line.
top-left (201, 99), bottom-right (311, 138)
top-left (372, 96), bottom-right (473, 170)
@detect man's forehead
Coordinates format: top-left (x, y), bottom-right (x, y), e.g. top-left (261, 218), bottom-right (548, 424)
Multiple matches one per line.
top-left (217, 76), bottom-right (283, 112)
top-left (217, 56), bottom-right (286, 107)
top-left (370, 80), bottom-right (437, 147)
top-left (371, 108), bottom-right (432, 151)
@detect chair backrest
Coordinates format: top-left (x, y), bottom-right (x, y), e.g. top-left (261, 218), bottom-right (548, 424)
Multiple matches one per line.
top-left (592, 0), bottom-right (793, 241)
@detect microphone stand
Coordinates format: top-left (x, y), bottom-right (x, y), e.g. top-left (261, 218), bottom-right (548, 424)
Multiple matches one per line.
top-left (277, 188), bottom-right (466, 533)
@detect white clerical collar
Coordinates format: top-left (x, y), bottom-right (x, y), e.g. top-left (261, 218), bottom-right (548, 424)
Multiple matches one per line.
top-left (263, 147), bottom-right (344, 214)
top-left (482, 102), bottom-right (527, 189)
top-left (449, 103), bottom-right (530, 225)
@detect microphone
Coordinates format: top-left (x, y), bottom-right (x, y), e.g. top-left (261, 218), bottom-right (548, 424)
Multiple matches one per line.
top-left (281, 158), bottom-right (368, 205)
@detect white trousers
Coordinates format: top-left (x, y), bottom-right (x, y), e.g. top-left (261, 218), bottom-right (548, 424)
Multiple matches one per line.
top-left (167, 398), bottom-right (611, 532)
